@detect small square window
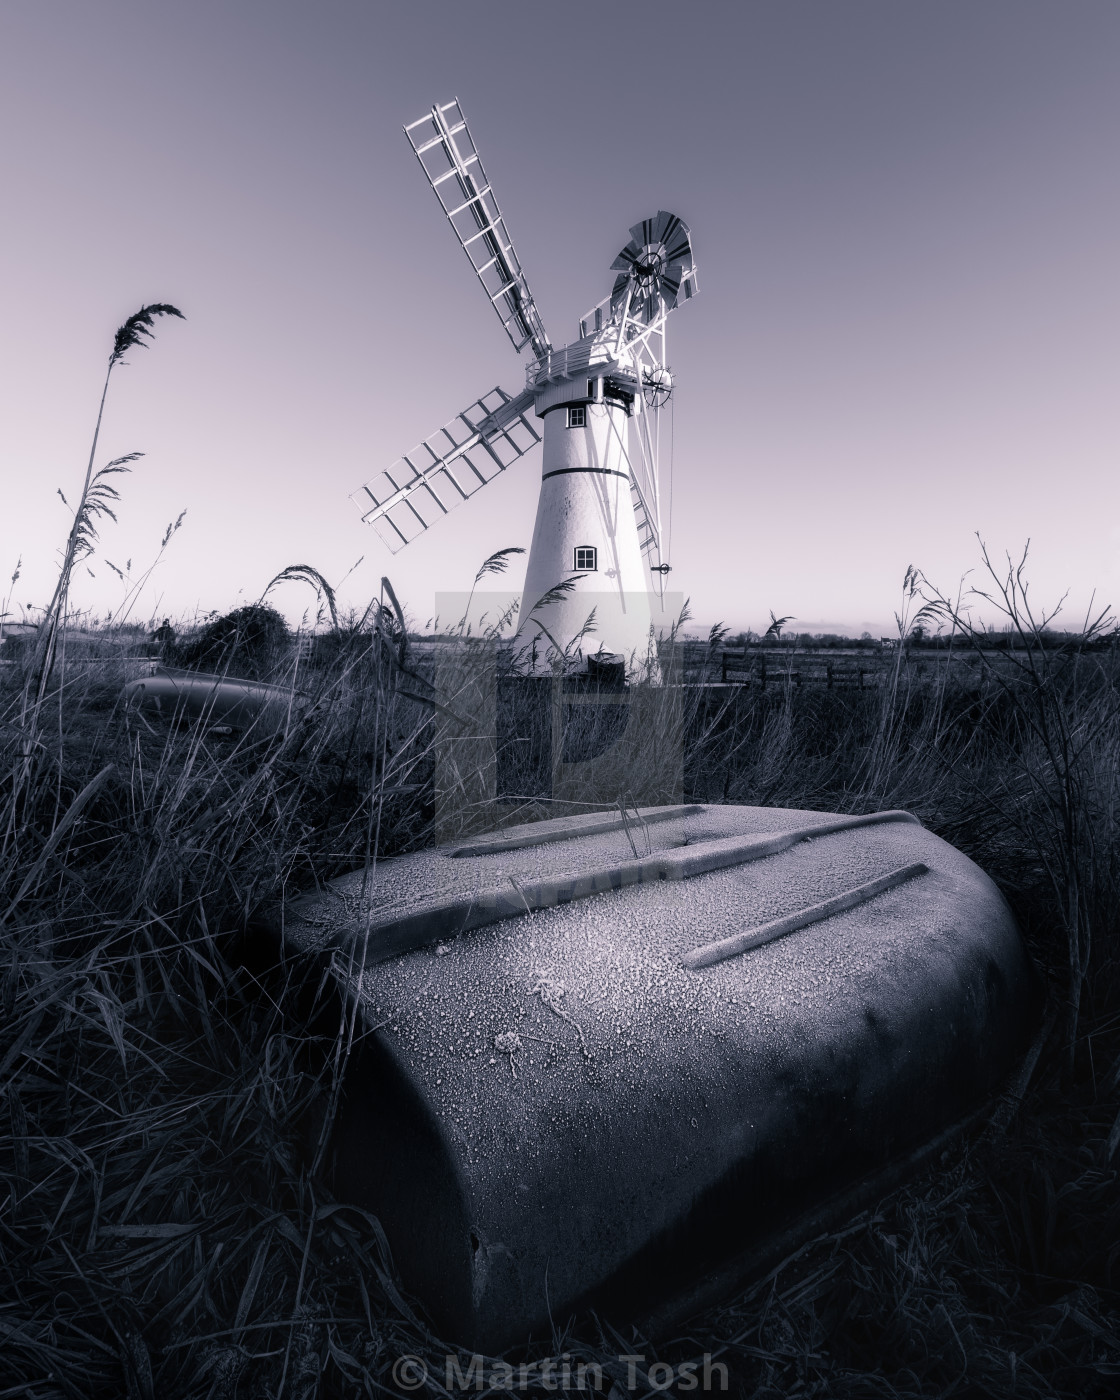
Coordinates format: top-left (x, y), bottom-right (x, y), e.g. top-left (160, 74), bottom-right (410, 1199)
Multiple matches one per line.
top-left (567, 405), bottom-right (586, 428)
top-left (574, 546), bottom-right (597, 571)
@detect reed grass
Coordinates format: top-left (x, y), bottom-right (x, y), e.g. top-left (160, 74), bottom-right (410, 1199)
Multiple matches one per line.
top-left (3, 585), bottom-right (1119, 1396)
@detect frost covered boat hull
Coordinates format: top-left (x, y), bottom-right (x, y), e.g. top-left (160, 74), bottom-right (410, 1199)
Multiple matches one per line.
top-left (280, 804), bottom-right (1038, 1350)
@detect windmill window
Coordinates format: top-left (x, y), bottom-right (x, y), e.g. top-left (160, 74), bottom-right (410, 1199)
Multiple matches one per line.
top-left (574, 546), bottom-right (597, 571)
top-left (567, 405), bottom-right (586, 428)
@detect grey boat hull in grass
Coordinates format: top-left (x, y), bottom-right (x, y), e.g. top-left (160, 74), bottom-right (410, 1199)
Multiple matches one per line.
top-left (121, 665), bottom-right (305, 730)
top-left (280, 803), bottom-right (1038, 1351)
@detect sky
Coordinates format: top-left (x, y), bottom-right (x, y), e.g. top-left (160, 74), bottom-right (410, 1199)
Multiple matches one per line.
top-left (1, 1), bottom-right (1117, 638)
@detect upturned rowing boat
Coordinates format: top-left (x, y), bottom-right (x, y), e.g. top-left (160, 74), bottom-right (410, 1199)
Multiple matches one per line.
top-left (121, 666), bottom-right (304, 731)
top-left (279, 803), bottom-right (1037, 1349)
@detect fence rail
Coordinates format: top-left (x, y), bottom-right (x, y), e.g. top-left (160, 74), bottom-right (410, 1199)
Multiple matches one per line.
top-left (674, 642), bottom-right (1092, 689)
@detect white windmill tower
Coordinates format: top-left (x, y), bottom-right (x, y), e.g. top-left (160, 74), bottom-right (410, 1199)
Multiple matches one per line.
top-left (352, 100), bottom-right (697, 672)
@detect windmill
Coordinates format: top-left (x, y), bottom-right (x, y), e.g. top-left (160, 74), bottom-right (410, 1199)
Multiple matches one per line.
top-left (352, 99), bottom-right (697, 671)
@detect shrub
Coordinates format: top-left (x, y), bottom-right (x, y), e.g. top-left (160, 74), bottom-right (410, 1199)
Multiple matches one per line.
top-left (173, 602), bottom-right (291, 679)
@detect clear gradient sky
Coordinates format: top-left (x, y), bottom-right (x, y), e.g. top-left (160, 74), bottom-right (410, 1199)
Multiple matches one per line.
top-left (1, 1), bottom-right (1117, 637)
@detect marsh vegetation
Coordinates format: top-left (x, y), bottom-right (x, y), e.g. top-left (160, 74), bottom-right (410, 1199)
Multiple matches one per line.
top-left (2, 309), bottom-right (1120, 1396)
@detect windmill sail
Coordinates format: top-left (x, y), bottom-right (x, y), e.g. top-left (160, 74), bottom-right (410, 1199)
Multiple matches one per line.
top-left (405, 100), bottom-right (551, 360)
top-left (352, 387), bottom-right (541, 554)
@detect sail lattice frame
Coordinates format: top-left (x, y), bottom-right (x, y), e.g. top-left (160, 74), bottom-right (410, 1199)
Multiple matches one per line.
top-left (405, 100), bottom-right (551, 360)
top-left (351, 388), bottom-right (541, 554)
